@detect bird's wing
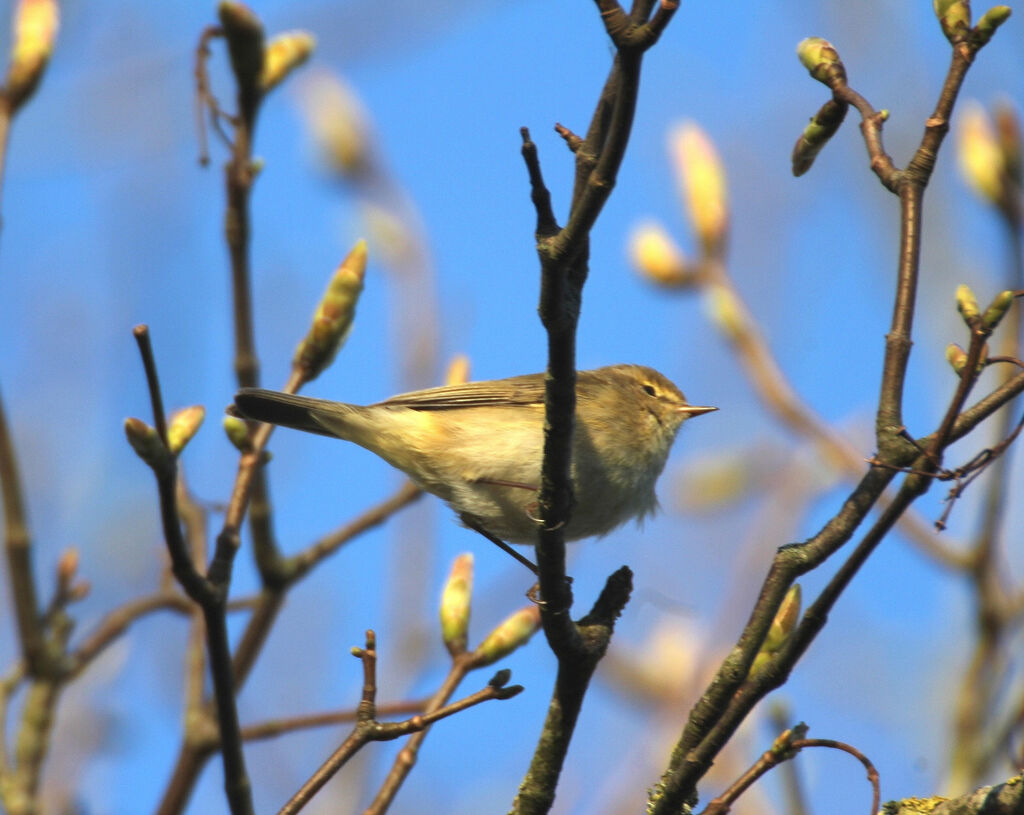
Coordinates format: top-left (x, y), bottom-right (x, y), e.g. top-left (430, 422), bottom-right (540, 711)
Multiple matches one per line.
top-left (376, 373), bottom-right (547, 410)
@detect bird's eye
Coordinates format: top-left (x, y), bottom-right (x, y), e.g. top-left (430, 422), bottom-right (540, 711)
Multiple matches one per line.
top-left (642, 383), bottom-right (657, 397)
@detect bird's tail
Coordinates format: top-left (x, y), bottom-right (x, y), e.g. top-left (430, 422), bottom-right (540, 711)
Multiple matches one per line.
top-left (233, 389), bottom-right (355, 439)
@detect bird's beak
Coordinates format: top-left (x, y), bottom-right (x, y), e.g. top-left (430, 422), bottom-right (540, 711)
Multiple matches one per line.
top-left (678, 404), bottom-right (718, 416)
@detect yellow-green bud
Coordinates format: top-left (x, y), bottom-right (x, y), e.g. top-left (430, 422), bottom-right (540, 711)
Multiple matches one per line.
top-left (956, 284), bottom-right (981, 324)
top-left (298, 72), bottom-right (372, 179)
top-left (293, 239), bottom-right (368, 380)
top-left (796, 37), bottom-right (846, 87)
top-left (751, 585), bottom-right (801, 677)
top-left (974, 5), bottom-right (1011, 47)
top-left (981, 290), bottom-right (1015, 329)
top-left (260, 31), bottom-right (315, 93)
top-left (763, 585), bottom-right (801, 654)
top-left (222, 415), bottom-right (251, 451)
top-left (439, 553), bottom-right (474, 656)
top-left (792, 99), bottom-right (848, 177)
top-left (669, 122), bottom-right (729, 256)
top-left (166, 406), bottom-right (205, 456)
top-left (958, 103), bottom-right (1006, 206)
top-left (629, 221), bottom-right (693, 288)
top-left (444, 354), bottom-right (471, 386)
top-left (472, 606), bottom-right (541, 668)
top-left (124, 417), bottom-right (167, 468)
top-left (946, 343), bottom-right (969, 374)
top-left (218, 1), bottom-right (265, 114)
top-left (934, 0), bottom-right (972, 43)
top-left (4, 0), bottom-right (59, 111)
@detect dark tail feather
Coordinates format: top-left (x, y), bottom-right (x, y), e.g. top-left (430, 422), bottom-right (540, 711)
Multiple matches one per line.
top-left (233, 389), bottom-right (347, 438)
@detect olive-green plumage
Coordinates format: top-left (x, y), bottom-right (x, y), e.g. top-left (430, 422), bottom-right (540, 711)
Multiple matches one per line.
top-left (233, 364), bottom-right (715, 543)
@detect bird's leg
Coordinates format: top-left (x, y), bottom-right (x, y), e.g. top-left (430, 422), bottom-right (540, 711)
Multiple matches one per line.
top-left (459, 513), bottom-right (538, 577)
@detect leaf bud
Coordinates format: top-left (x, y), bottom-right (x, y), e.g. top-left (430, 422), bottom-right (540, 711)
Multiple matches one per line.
top-left (472, 606), bottom-right (541, 668)
top-left (791, 99), bottom-right (848, 177)
top-left (668, 122), bottom-right (729, 256)
top-left (222, 415), bottom-right (252, 452)
top-left (166, 406), bottom-right (205, 456)
top-left (958, 102), bottom-right (1006, 206)
top-left (444, 354), bottom-right (471, 386)
top-left (933, 0), bottom-right (972, 43)
top-left (260, 31), bottom-right (315, 93)
top-left (124, 417), bottom-right (167, 468)
top-left (945, 342), bottom-right (968, 374)
top-left (973, 5), bottom-right (1011, 47)
top-left (956, 284), bottom-right (981, 324)
top-left (629, 221), bottom-right (693, 288)
top-left (439, 553), bottom-right (474, 657)
top-left (4, 0), bottom-right (59, 111)
top-left (293, 239), bottom-right (368, 381)
top-left (796, 37), bottom-right (847, 87)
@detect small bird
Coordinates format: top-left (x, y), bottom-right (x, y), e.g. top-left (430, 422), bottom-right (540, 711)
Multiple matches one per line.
top-left (233, 364), bottom-right (715, 544)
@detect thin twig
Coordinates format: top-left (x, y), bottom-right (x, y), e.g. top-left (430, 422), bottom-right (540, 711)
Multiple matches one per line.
top-left (278, 635), bottom-right (520, 815)
top-left (132, 326), bottom-right (212, 604)
top-left (240, 698), bottom-right (429, 743)
top-left (702, 733), bottom-right (879, 815)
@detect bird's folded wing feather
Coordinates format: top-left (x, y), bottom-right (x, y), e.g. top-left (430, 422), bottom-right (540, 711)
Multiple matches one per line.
top-left (376, 374), bottom-right (546, 410)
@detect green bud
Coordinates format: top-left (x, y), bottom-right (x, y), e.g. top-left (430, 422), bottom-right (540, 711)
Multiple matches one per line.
top-left (956, 284), bottom-right (981, 324)
top-left (439, 553), bottom-right (474, 657)
top-left (260, 30), bottom-right (315, 93)
top-left (796, 37), bottom-right (846, 87)
top-left (166, 406), bottom-right (205, 456)
top-left (934, 0), bottom-right (972, 43)
top-left (981, 290), bottom-right (1015, 329)
top-left (948, 342), bottom-right (989, 374)
top-left (293, 239), bottom-right (368, 381)
top-left (750, 585), bottom-right (801, 678)
top-left (222, 415), bottom-right (251, 451)
top-left (763, 585), bottom-right (802, 655)
top-left (472, 606), bottom-right (541, 668)
top-left (792, 99), bottom-right (849, 176)
top-left (945, 343), bottom-right (970, 374)
top-left (124, 417), bottom-right (167, 468)
top-left (974, 5), bottom-right (1011, 47)
top-left (4, 0), bottom-right (60, 112)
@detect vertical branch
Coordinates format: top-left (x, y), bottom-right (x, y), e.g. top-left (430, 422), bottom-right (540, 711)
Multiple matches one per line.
top-left (876, 184), bottom-right (924, 440)
top-left (877, 42), bottom-right (974, 446)
top-left (225, 123), bottom-right (260, 390)
top-left (513, 5), bottom-right (676, 813)
top-left (131, 325), bottom-right (254, 815)
top-left (0, 388), bottom-right (45, 673)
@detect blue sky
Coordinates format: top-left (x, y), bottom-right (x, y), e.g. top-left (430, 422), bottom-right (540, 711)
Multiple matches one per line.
top-left (0, 1), bottom-right (1022, 813)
